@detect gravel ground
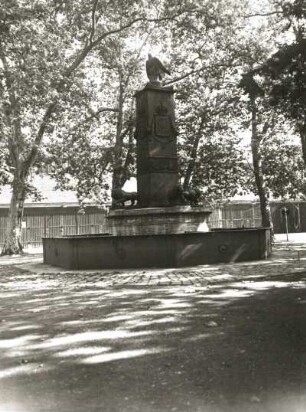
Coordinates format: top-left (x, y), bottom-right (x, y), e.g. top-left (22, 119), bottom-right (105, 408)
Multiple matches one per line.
top-left (0, 235), bottom-right (305, 412)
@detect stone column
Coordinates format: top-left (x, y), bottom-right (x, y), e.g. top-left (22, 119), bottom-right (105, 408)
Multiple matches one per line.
top-left (134, 84), bottom-right (179, 207)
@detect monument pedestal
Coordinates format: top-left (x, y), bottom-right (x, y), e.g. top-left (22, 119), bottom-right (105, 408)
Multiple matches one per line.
top-left (135, 84), bottom-right (179, 207)
top-left (107, 206), bottom-right (212, 236)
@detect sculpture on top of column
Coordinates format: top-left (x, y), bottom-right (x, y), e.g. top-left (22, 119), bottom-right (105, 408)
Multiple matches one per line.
top-left (146, 54), bottom-right (171, 84)
top-left (112, 53), bottom-right (201, 209)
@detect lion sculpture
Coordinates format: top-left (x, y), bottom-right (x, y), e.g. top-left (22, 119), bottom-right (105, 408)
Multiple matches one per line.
top-left (167, 184), bottom-right (202, 207)
top-left (111, 188), bottom-right (139, 208)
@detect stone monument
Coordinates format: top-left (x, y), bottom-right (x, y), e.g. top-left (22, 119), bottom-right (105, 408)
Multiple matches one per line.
top-left (107, 54), bottom-right (212, 236)
top-left (135, 83), bottom-right (179, 207)
top-left (43, 54), bottom-right (271, 269)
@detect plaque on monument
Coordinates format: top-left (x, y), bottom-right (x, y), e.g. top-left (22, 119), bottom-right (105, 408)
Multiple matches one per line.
top-left (154, 115), bottom-right (172, 137)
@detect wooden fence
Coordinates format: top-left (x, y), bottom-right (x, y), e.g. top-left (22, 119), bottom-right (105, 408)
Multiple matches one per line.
top-left (1, 201), bottom-right (305, 249)
top-left (0, 207), bottom-right (108, 249)
top-left (208, 203), bottom-right (262, 229)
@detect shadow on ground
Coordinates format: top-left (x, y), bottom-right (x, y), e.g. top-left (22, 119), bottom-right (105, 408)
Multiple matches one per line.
top-left (0, 265), bottom-right (305, 412)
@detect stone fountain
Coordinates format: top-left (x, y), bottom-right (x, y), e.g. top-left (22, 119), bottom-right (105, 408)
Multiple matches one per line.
top-left (43, 56), bottom-right (271, 269)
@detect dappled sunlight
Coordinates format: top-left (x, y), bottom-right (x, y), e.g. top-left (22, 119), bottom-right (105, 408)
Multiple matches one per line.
top-left (203, 288), bottom-right (254, 300)
top-left (0, 363), bottom-right (51, 380)
top-left (59, 319), bottom-right (108, 326)
top-left (124, 316), bottom-right (179, 329)
top-left (183, 333), bottom-right (215, 342)
top-left (101, 314), bottom-right (136, 323)
top-left (10, 324), bottom-right (42, 332)
top-left (101, 289), bottom-right (149, 298)
top-left (26, 295), bottom-right (70, 303)
top-left (0, 292), bottom-right (20, 298)
top-left (56, 302), bottom-right (79, 307)
top-left (264, 393), bottom-right (306, 412)
top-left (196, 299), bottom-right (231, 306)
top-left (179, 243), bottom-right (203, 260)
top-left (2, 279), bottom-right (60, 291)
top-left (291, 281), bottom-right (306, 289)
top-left (155, 298), bottom-right (193, 309)
top-left (234, 280), bottom-right (297, 290)
top-left (27, 305), bottom-right (54, 313)
top-left (69, 289), bottom-right (105, 296)
top-left (59, 314), bottom-right (137, 326)
top-left (31, 329), bottom-right (156, 349)
top-left (0, 321), bottom-right (28, 333)
top-left (0, 334), bottom-right (41, 349)
top-left (131, 309), bottom-right (186, 316)
top-left (210, 273), bottom-right (234, 281)
top-left (0, 259), bottom-right (305, 410)
top-left (54, 346), bottom-right (111, 358)
top-left (21, 298), bottom-right (49, 306)
top-left (229, 244), bottom-right (248, 263)
top-left (81, 347), bottom-right (169, 365)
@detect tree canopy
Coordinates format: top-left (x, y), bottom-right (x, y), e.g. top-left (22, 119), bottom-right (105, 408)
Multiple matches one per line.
top-left (0, 0), bottom-right (305, 253)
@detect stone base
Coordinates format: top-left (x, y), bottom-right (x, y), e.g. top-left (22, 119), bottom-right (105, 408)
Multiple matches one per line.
top-left (43, 228), bottom-right (272, 270)
top-left (107, 206), bottom-right (212, 236)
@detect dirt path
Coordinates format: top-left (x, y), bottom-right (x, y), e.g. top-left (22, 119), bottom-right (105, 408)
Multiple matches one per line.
top-left (0, 237), bottom-right (305, 412)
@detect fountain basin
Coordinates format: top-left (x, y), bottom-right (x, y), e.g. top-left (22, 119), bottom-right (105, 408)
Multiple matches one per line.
top-left (43, 228), bottom-right (271, 270)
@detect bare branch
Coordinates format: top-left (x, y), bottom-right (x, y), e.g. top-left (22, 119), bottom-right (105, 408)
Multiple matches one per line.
top-left (9, 6), bottom-right (198, 181)
top-left (119, 123), bottom-right (133, 141)
top-left (262, 121), bottom-right (270, 136)
top-left (241, 11), bottom-right (282, 18)
top-left (0, 46), bottom-right (22, 166)
top-left (88, 0), bottom-right (99, 44)
top-left (164, 60), bottom-right (239, 86)
top-left (123, 126), bottom-right (135, 174)
top-left (65, 106), bottom-right (119, 139)
top-left (183, 114), bottom-right (206, 189)
top-left (89, 106), bottom-right (119, 118)
top-left (23, 102), bottom-right (57, 177)
top-left (123, 28), bottom-right (154, 89)
top-left (65, 7), bottom-right (197, 78)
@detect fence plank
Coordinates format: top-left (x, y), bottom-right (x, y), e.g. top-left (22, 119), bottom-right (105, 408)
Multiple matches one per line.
top-left (1, 202), bottom-right (305, 248)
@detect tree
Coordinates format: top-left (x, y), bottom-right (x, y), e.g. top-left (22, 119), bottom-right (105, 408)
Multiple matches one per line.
top-left (36, 0), bottom-right (261, 208)
top-left (175, 76), bottom-right (249, 201)
top-left (0, 0), bottom-right (197, 254)
top-left (262, 135), bottom-right (306, 199)
top-left (186, 134), bottom-right (248, 202)
top-left (4, 0), bottom-right (301, 253)
top-left (46, 33), bottom-right (146, 207)
top-left (166, 0), bottom-right (277, 207)
top-left (260, 40), bottom-right (306, 167)
top-left (252, 0), bottom-right (306, 166)
top-left (236, 0), bottom-right (306, 232)
top-left (239, 70), bottom-right (306, 231)
top-left (238, 73), bottom-right (273, 228)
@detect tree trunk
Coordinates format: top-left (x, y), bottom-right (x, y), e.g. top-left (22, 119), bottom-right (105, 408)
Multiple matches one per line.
top-left (251, 99), bottom-right (273, 231)
top-left (112, 81), bottom-right (124, 189)
top-left (1, 178), bottom-right (27, 255)
top-left (299, 123), bottom-right (306, 169)
top-left (183, 115), bottom-right (206, 190)
top-left (111, 75), bottom-right (128, 194)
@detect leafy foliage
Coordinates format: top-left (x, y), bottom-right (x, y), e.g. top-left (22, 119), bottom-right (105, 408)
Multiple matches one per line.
top-left (263, 138), bottom-right (306, 199)
top-left (246, 0), bottom-right (306, 166)
top-left (187, 135), bottom-right (248, 201)
top-left (1, 0), bottom-right (306, 252)
top-left (260, 39), bottom-right (306, 127)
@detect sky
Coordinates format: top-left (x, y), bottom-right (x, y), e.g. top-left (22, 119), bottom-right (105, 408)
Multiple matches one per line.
top-left (0, 176), bottom-right (78, 205)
